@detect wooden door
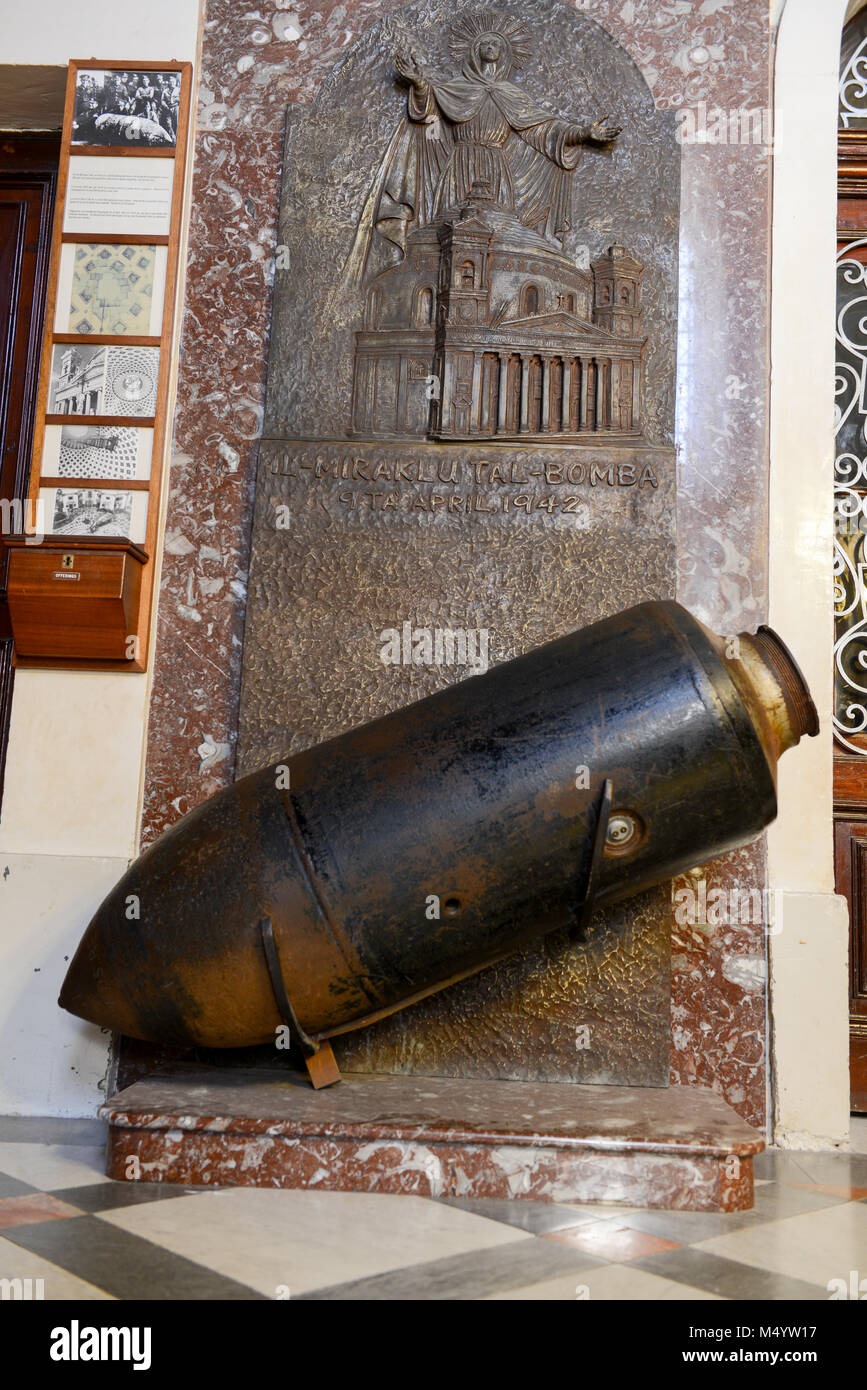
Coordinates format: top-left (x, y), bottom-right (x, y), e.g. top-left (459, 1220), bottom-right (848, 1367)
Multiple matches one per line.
top-left (0, 138), bottom-right (58, 815)
top-left (833, 816), bottom-right (867, 1109)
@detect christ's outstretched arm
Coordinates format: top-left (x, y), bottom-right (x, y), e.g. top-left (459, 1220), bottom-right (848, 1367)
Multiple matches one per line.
top-left (395, 50), bottom-right (439, 125)
top-left (395, 50), bottom-right (427, 93)
top-left (564, 115), bottom-right (622, 145)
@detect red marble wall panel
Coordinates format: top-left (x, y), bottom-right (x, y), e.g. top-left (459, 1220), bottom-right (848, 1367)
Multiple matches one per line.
top-left (142, 0), bottom-right (773, 1126)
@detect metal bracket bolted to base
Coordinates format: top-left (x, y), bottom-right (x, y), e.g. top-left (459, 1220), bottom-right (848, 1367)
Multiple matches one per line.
top-left (259, 916), bottom-right (342, 1089)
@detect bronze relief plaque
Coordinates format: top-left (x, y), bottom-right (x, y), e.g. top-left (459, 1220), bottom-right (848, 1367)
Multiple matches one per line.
top-left (238, 0), bottom-right (680, 1085)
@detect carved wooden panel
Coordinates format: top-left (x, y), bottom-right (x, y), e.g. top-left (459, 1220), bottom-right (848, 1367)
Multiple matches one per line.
top-left (833, 819), bottom-right (867, 1110)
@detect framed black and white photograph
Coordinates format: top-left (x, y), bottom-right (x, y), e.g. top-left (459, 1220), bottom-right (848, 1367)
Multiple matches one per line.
top-left (71, 68), bottom-right (181, 147)
top-left (102, 346), bottom-right (160, 416)
top-left (47, 344), bottom-right (160, 418)
top-left (54, 242), bottom-right (167, 336)
top-left (40, 486), bottom-right (148, 542)
top-left (63, 156), bottom-right (174, 237)
top-left (47, 343), bottom-right (106, 416)
top-left (41, 424), bottom-right (154, 481)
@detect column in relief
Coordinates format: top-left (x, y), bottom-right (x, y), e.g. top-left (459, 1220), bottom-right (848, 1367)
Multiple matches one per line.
top-left (497, 353), bottom-right (508, 434)
top-left (471, 352), bottom-right (484, 434)
top-left (561, 359), bottom-right (571, 433)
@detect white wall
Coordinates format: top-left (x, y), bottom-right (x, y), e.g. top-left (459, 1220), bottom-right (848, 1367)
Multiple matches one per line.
top-left (768, 0), bottom-right (852, 1147)
top-left (0, 0), bottom-right (201, 1116)
top-left (0, 0), bottom-right (200, 67)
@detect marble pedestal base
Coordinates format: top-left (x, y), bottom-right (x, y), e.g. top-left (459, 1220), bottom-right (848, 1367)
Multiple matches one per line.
top-left (101, 1068), bottom-right (763, 1212)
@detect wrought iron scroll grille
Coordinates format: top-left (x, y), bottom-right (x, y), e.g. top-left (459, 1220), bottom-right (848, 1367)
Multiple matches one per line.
top-left (841, 34), bottom-right (867, 129)
top-left (835, 239), bottom-right (867, 753)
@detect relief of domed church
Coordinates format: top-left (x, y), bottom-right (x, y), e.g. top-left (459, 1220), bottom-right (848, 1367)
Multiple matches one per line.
top-left (345, 10), bottom-right (645, 443)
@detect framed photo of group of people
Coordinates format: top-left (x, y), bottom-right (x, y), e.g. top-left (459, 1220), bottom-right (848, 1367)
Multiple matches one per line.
top-left (24, 58), bottom-right (192, 670)
top-left (71, 69), bottom-right (181, 148)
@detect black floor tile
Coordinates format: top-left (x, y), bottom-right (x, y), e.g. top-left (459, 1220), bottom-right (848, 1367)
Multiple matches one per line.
top-left (753, 1150), bottom-right (816, 1183)
top-left (621, 1181), bottom-right (844, 1246)
top-left (48, 1182), bottom-right (221, 1214)
top-left (2, 1215), bottom-right (267, 1300)
top-left (0, 1116), bottom-right (106, 1147)
top-left (633, 1248), bottom-right (830, 1301)
top-left (752, 1181), bottom-right (848, 1216)
top-left (0, 1171), bottom-right (41, 1201)
top-left (297, 1237), bottom-right (601, 1301)
top-left (435, 1196), bottom-right (600, 1235)
top-left (781, 1150), bottom-right (867, 1187)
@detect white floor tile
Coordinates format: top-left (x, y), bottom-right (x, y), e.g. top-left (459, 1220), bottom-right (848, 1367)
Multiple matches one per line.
top-left (97, 1186), bottom-right (533, 1296)
top-left (0, 1142), bottom-right (105, 1190)
top-left (694, 1200), bottom-right (867, 1292)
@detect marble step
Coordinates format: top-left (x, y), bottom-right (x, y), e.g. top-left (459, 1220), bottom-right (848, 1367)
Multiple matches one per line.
top-left (101, 1067), bottom-right (763, 1212)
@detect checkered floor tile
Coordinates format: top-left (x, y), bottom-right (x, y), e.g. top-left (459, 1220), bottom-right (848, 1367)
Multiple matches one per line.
top-left (0, 1116), bottom-right (864, 1300)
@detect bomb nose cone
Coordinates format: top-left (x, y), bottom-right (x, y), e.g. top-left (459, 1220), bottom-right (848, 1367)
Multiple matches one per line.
top-left (58, 860), bottom-right (204, 1045)
top-left (58, 766), bottom-right (295, 1047)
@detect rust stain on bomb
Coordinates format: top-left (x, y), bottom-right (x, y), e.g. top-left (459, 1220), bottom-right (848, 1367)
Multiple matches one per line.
top-left (59, 601), bottom-right (817, 1066)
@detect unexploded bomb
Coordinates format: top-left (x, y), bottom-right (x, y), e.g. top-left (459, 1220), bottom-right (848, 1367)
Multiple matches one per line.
top-left (59, 600), bottom-right (818, 1087)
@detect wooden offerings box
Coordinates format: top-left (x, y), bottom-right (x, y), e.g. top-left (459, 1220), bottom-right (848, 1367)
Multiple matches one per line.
top-left (4, 536), bottom-right (148, 663)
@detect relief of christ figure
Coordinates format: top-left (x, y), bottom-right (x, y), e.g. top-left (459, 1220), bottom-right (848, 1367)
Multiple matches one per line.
top-left (342, 9), bottom-right (621, 289)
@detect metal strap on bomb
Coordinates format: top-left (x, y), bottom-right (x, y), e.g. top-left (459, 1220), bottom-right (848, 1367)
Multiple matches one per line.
top-left (259, 917), bottom-right (341, 1088)
top-left (570, 778), bottom-right (613, 941)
